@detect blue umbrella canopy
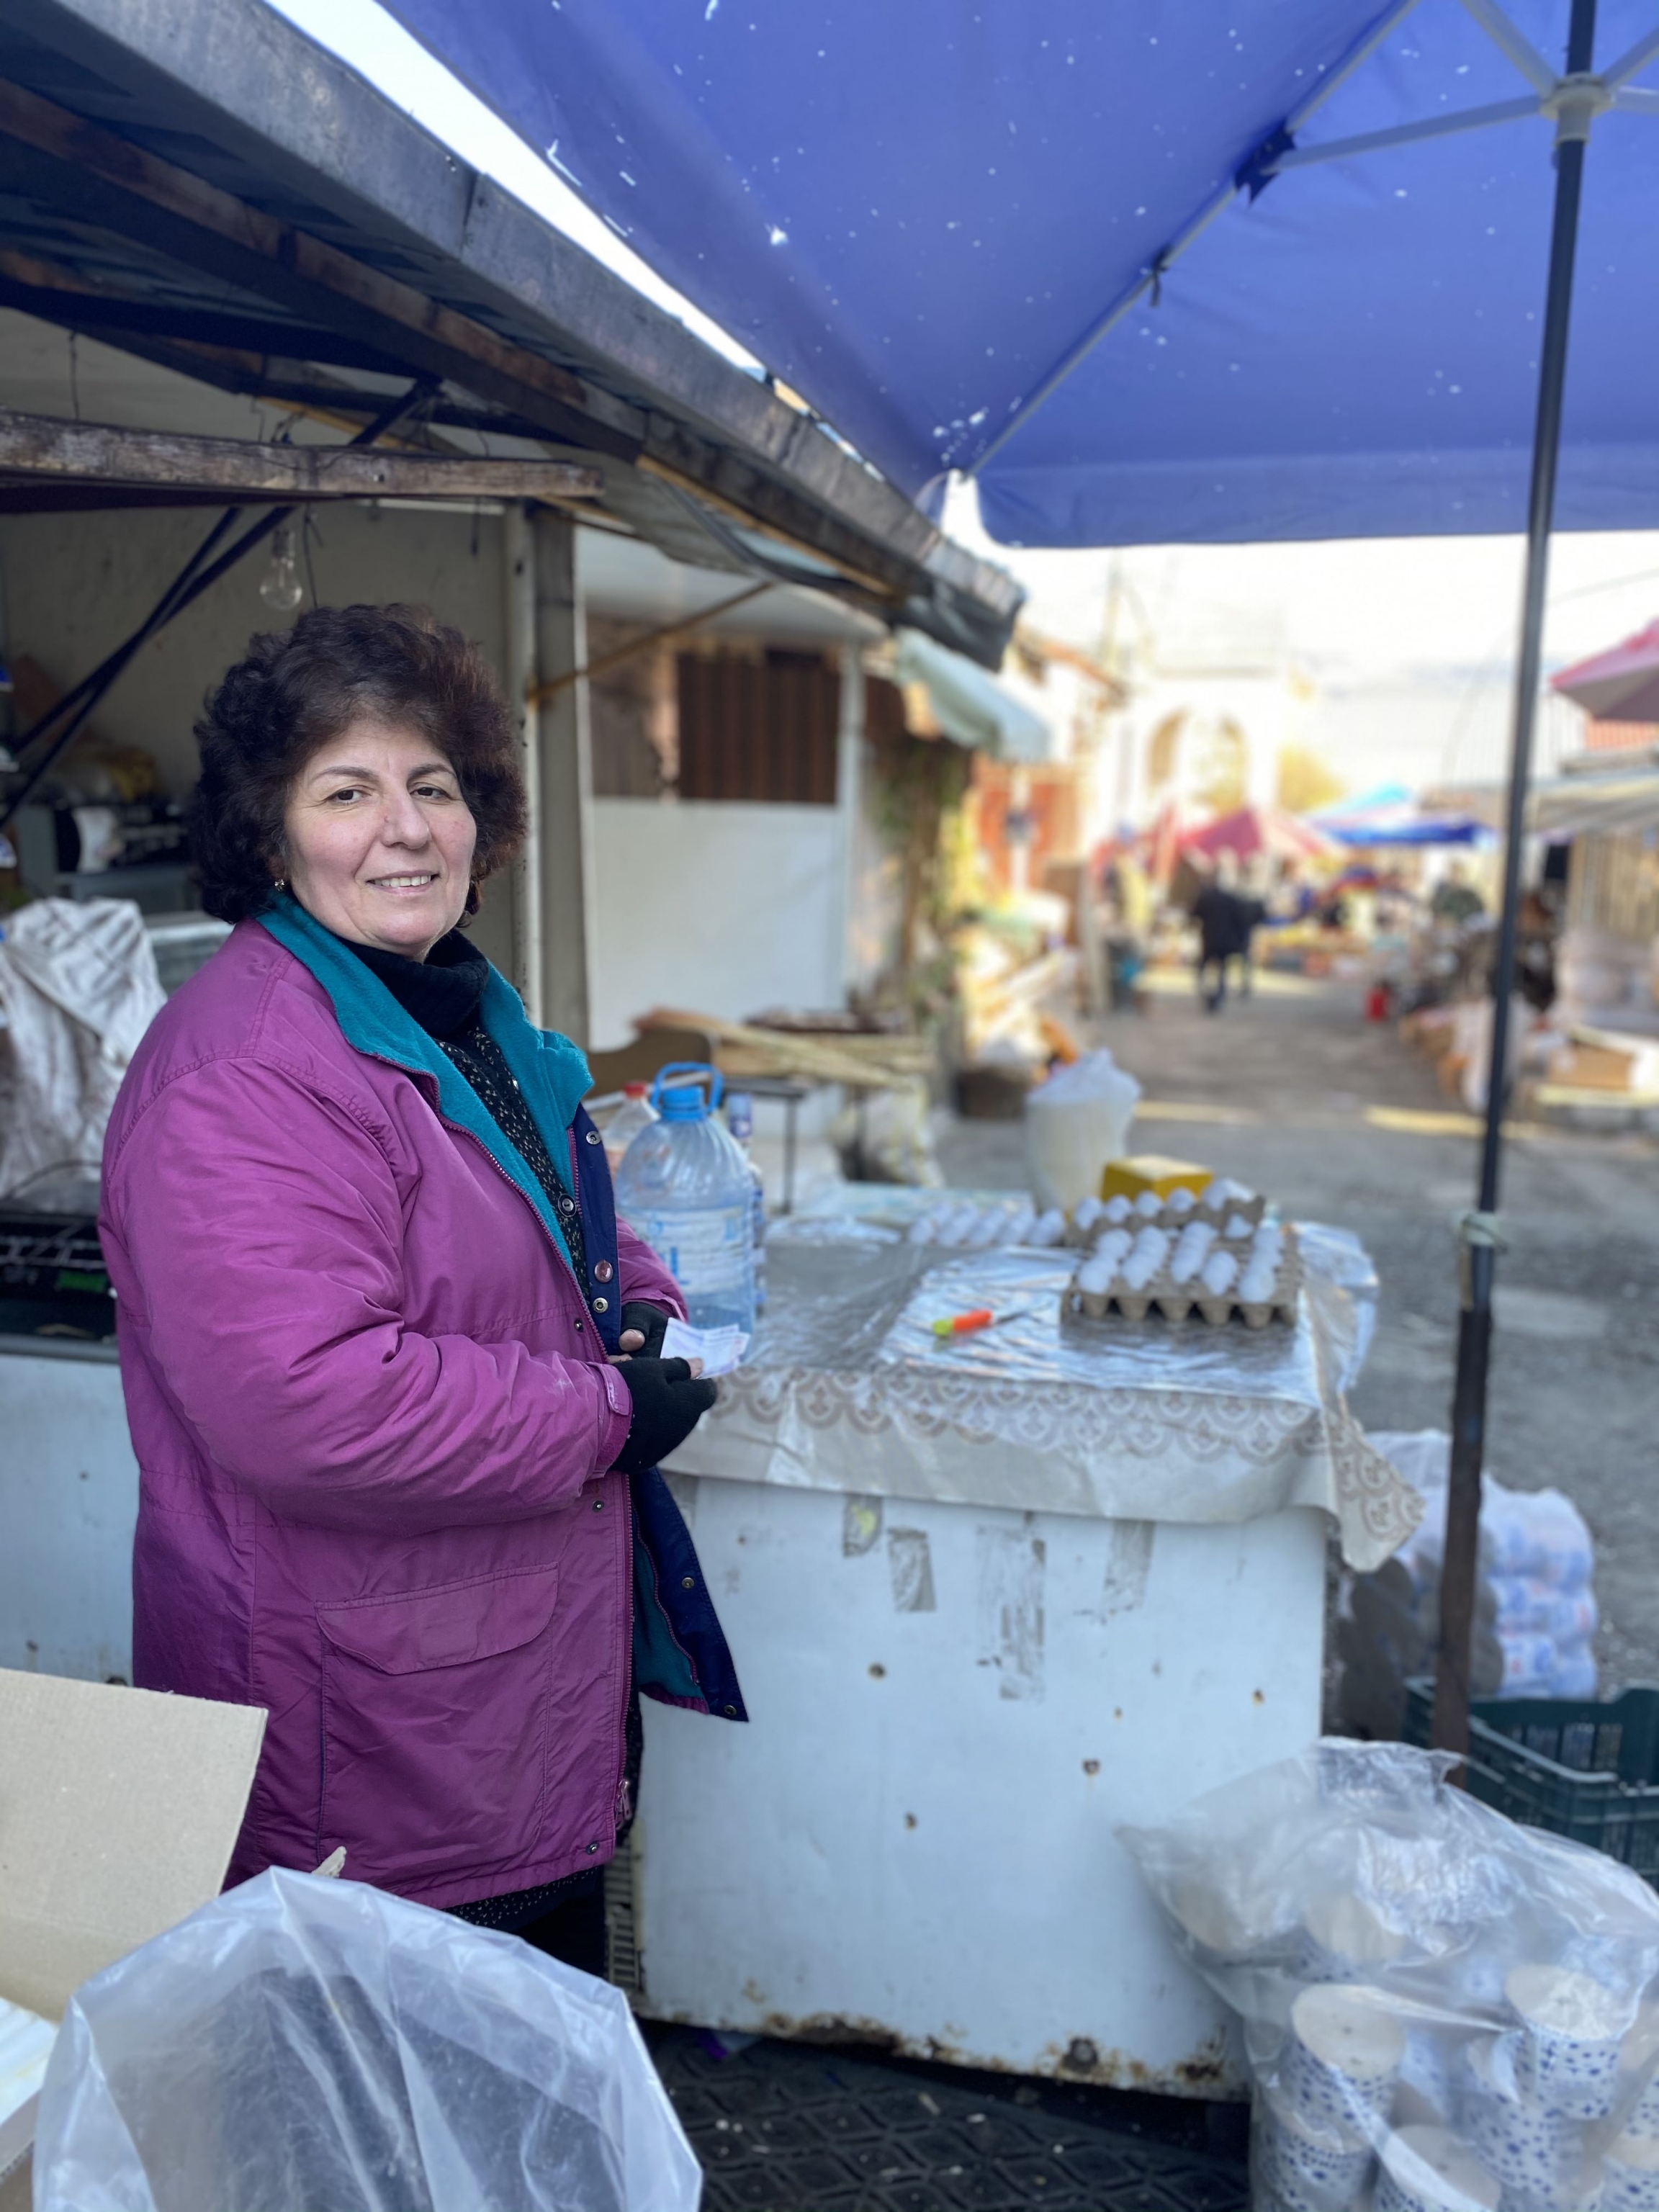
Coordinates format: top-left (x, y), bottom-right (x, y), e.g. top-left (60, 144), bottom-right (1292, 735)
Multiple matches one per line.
top-left (376, 0), bottom-right (1659, 545)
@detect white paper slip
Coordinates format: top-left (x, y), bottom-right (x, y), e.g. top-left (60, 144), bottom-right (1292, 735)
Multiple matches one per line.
top-left (661, 1318), bottom-right (750, 1377)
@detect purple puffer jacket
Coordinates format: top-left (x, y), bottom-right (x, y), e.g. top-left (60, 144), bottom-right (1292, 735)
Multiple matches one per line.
top-left (98, 919), bottom-right (684, 1908)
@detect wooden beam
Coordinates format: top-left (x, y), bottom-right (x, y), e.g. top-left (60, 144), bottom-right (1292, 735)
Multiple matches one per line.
top-left (0, 408), bottom-right (603, 503)
top-left (527, 583), bottom-right (772, 706)
top-left (0, 73), bottom-right (645, 461)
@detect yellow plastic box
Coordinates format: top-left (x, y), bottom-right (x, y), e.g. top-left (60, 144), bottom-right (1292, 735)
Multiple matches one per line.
top-left (1100, 1154), bottom-right (1214, 1202)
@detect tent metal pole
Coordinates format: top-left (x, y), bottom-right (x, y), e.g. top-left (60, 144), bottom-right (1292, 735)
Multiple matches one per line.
top-left (1430, 0), bottom-right (1598, 1761)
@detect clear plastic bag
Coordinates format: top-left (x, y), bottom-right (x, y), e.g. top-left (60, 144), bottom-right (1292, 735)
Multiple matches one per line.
top-left (1120, 1741), bottom-right (1659, 2212)
top-left (32, 1868), bottom-right (701, 2212)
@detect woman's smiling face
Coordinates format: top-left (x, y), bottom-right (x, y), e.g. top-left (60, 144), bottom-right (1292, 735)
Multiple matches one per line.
top-left (281, 720), bottom-right (478, 958)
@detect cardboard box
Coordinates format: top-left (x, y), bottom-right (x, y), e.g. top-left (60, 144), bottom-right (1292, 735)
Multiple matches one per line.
top-left (0, 1670), bottom-right (264, 2207)
top-left (1547, 1041), bottom-right (1637, 1092)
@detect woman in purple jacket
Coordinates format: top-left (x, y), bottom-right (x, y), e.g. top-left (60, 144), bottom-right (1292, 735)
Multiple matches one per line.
top-left (99, 604), bottom-right (744, 1974)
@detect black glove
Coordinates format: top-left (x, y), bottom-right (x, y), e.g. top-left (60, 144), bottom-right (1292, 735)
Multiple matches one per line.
top-left (611, 1357), bottom-right (716, 1475)
top-left (619, 1301), bottom-right (671, 1357)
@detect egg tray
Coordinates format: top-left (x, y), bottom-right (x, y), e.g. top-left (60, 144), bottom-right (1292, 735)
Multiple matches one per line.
top-left (1064, 1229), bottom-right (1301, 1331)
top-left (1064, 1190), bottom-right (1268, 1245)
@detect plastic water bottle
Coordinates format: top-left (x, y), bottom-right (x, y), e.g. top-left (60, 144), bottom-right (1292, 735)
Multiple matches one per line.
top-left (613, 1063), bottom-right (756, 1334)
top-left (603, 1082), bottom-right (657, 1178)
top-left (723, 1091), bottom-right (768, 1318)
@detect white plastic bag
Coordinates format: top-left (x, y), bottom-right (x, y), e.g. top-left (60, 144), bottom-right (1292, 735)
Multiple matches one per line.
top-left (32, 1869), bottom-right (701, 2212)
top-left (1374, 1431), bottom-right (1598, 1702)
top-left (0, 896), bottom-right (165, 1208)
top-left (1122, 1741), bottom-right (1659, 2212)
top-left (1024, 1048), bottom-right (1141, 1213)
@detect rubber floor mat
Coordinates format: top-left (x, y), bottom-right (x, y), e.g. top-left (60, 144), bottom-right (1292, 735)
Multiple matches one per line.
top-left (648, 2029), bottom-right (1250, 2212)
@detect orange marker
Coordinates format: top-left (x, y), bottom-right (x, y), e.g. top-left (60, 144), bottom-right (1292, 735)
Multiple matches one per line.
top-left (932, 1308), bottom-right (994, 1336)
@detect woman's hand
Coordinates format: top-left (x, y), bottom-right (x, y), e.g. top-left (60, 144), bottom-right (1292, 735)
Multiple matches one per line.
top-left (610, 1357), bottom-right (717, 1475)
top-left (610, 1301), bottom-right (703, 1375)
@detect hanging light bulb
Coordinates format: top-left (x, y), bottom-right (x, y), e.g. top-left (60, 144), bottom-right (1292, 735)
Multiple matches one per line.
top-left (259, 518), bottom-right (304, 614)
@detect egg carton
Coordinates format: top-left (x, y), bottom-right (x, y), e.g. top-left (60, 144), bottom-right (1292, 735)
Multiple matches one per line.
top-left (1065, 1227), bottom-right (1301, 1330)
top-left (1067, 1182), bottom-right (1267, 1244)
top-left (904, 1200), bottom-right (1069, 1251)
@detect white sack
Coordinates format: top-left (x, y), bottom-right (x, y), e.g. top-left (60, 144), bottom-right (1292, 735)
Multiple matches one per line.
top-left (0, 898), bottom-right (164, 1208)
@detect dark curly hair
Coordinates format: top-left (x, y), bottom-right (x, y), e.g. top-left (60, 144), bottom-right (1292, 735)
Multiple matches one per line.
top-left (189, 603), bottom-right (528, 925)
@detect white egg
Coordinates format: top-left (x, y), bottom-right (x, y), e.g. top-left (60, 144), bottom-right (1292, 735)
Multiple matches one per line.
top-left (1238, 1259), bottom-right (1277, 1304)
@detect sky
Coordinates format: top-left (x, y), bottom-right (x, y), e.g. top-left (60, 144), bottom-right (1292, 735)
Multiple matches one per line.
top-left (269, 0), bottom-right (1659, 798)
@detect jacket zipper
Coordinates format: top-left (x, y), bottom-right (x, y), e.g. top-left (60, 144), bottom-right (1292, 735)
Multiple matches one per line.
top-left (617, 1484), bottom-right (637, 1828)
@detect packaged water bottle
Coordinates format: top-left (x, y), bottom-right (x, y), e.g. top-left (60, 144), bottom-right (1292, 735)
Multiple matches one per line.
top-left (613, 1062), bottom-right (755, 1334)
top-left (603, 1081), bottom-right (658, 1178)
top-left (723, 1091), bottom-right (768, 1318)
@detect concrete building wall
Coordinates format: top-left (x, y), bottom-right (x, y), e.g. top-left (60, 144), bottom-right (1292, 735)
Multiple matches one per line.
top-left (588, 797), bottom-right (845, 1051)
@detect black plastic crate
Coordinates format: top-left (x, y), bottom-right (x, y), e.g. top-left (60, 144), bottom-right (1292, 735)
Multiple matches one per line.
top-left (0, 1209), bottom-right (113, 1341)
top-left (1405, 1681), bottom-right (1659, 1881)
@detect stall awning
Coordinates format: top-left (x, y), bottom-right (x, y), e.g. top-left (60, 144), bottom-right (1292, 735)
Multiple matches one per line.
top-left (1532, 765), bottom-right (1659, 835)
top-left (1552, 621), bottom-right (1659, 724)
top-left (893, 629), bottom-right (1053, 764)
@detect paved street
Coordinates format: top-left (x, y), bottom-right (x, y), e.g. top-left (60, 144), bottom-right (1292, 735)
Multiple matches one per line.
top-left (938, 968), bottom-right (1659, 1693)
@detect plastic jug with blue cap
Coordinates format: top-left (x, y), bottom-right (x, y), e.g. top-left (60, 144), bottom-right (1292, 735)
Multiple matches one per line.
top-left (613, 1062), bottom-right (756, 1334)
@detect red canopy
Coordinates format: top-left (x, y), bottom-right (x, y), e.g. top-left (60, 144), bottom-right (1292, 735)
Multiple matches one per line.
top-left (1552, 619), bottom-right (1659, 724)
top-left (1177, 805), bottom-right (1336, 864)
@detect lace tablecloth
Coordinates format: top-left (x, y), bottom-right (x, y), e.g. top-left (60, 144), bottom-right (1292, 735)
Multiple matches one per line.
top-left (666, 1195), bottom-right (1419, 1570)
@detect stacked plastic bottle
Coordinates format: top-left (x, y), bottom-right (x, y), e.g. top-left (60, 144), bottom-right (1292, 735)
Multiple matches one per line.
top-left (1374, 1431), bottom-right (1598, 1701)
top-left (722, 1091), bottom-right (768, 1318)
top-left (612, 1063), bottom-right (756, 1335)
top-left (601, 1082), bottom-right (657, 1177)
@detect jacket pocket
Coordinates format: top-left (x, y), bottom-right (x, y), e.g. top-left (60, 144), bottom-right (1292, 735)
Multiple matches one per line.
top-left (317, 1565), bottom-right (559, 1887)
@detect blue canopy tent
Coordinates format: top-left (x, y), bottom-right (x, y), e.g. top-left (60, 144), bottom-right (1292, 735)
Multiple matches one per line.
top-left (1318, 791), bottom-right (1494, 843)
top-left (1331, 816), bottom-right (1491, 845)
top-left (373, 0), bottom-right (1658, 543)
top-left (377, 0), bottom-right (1659, 1750)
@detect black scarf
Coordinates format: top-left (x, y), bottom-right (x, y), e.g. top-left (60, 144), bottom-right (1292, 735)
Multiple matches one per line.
top-left (341, 927), bottom-right (487, 1040)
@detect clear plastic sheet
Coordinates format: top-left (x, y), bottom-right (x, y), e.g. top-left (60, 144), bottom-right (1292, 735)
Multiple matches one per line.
top-left (1121, 1741), bottom-right (1659, 2212)
top-left (765, 1186), bottom-right (1379, 1394)
top-left (680, 1188), bottom-right (1413, 1567)
top-left (32, 1868), bottom-right (701, 2212)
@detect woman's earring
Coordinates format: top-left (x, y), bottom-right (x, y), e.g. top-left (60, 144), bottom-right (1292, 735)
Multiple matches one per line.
top-left (271, 877), bottom-right (287, 892)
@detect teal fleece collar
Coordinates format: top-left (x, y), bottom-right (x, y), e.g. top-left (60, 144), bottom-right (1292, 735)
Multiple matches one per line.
top-left (258, 895), bottom-right (591, 1274)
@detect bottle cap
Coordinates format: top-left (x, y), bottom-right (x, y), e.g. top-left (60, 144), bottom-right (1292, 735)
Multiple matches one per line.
top-left (658, 1084), bottom-right (709, 1123)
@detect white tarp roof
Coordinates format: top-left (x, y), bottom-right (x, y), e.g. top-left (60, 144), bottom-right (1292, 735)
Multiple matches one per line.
top-left (1532, 765), bottom-right (1659, 836)
top-left (894, 630), bottom-right (1054, 765)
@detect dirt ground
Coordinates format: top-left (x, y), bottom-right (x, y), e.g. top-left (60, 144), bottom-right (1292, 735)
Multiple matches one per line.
top-left (936, 966), bottom-right (1659, 1694)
